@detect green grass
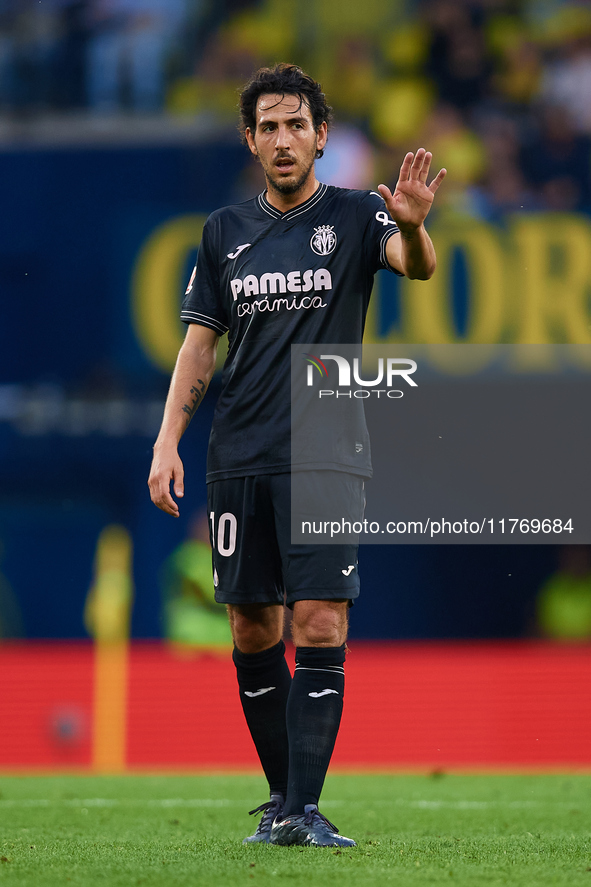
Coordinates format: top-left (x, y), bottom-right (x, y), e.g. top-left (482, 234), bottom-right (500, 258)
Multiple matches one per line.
top-left (0, 773), bottom-right (590, 886)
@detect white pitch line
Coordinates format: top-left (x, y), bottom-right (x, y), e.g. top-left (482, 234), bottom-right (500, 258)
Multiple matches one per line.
top-left (0, 799), bottom-right (248, 808)
top-left (0, 798), bottom-right (575, 810)
top-left (0, 798), bottom-right (340, 809)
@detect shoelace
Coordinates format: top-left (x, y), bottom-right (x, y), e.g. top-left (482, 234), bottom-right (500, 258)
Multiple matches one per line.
top-left (248, 799), bottom-right (282, 827)
top-left (302, 807), bottom-right (339, 834)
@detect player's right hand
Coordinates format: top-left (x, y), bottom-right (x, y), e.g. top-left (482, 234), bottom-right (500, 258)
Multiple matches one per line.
top-left (148, 446), bottom-right (184, 517)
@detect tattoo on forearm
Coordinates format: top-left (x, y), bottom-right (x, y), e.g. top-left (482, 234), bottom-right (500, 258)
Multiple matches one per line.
top-left (181, 379), bottom-right (206, 426)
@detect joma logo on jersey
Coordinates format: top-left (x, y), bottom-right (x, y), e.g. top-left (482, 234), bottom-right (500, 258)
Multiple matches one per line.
top-left (230, 269), bottom-right (332, 301)
top-left (310, 225), bottom-right (337, 256)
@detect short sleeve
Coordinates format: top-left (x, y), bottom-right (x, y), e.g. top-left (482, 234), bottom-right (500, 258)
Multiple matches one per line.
top-left (357, 191), bottom-right (403, 276)
top-left (180, 217), bottom-right (229, 334)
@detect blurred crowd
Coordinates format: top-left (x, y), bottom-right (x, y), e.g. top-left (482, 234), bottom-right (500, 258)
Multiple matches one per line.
top-left (2, 0), bottom-right (591, 215)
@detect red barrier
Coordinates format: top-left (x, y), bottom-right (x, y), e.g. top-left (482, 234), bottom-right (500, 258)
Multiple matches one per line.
top-left (1, 641), bottom-right (590, 769)
top-left (0, 643), bottom-right (93, 767)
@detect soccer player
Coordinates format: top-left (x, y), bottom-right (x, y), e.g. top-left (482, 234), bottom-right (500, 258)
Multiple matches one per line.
top-left (148, 63), bottom-right (446, 847)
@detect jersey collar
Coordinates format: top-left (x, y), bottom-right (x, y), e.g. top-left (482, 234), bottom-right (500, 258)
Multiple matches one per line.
top-left (257, 182), bottom-right (328, 221)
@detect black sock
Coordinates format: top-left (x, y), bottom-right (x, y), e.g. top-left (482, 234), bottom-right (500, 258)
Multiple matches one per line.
top-left (233, 640), bottom-right (291, 799)
top-left (283, 644), bottom-right (346, 815)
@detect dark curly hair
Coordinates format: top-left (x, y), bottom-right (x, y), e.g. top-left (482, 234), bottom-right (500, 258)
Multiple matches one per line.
top-left (239, 64), bottom-right (332, 159)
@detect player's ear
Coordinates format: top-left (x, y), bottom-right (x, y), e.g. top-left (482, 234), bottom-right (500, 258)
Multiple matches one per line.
top-left (316, 121), bottom-right (328, 154)
top-left (245, 127), bottom-right (258, 157)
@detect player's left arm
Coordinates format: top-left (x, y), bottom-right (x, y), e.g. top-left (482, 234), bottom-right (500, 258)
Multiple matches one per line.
top-left (379, 148), bottom-right (446, 280)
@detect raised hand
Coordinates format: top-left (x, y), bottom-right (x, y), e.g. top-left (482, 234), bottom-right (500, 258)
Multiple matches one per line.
top-left (378, 148), bottom-right (446, 235)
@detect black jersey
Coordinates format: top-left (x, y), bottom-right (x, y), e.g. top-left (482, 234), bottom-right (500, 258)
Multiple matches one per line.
top-left (181, 183), bottom-right (400, 482)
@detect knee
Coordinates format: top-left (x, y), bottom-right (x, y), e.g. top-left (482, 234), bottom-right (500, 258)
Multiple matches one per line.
top-left (232, 616), bottom-right (274, 653)
top-left (292, 601), bottom-right (348, 647)
top-left (228, 605), bottom-right (283, 654)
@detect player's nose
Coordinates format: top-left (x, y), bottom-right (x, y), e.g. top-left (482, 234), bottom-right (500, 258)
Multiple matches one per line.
top-left (274, 124), bottom-right (290, 149)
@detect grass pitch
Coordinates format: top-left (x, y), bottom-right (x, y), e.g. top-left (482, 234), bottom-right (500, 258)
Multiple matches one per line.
top-left (0, 773), bottom-right (590, 886)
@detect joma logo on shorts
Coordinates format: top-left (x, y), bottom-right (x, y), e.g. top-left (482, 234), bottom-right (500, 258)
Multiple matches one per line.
top-left (230, 269), bottom-right (332, 301)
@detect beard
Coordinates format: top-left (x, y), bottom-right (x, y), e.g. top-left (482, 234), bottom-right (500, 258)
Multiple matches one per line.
top-left (260, 149), bottom-right (317, 197)
top-left (267, 160), bottom-right (315, 195)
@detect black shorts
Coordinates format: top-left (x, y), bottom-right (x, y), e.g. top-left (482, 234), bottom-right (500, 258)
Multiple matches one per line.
top-left (206, 472), bottom-right (363, 608)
